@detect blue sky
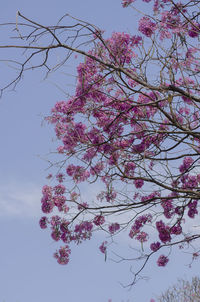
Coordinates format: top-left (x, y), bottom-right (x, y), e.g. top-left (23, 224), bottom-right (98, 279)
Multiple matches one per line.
top-left (1, 1), bottom-right (200, 301)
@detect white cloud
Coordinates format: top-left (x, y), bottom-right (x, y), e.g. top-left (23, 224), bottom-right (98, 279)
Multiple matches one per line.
top-left (0, 182), bottom-right (42, 218)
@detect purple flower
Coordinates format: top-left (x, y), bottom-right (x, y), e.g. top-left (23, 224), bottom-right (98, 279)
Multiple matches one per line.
top-left (54, 184), bottom-right (66, 195)
top-left (150, 241), bottom-right (161, 252)
top-left (99, 241), bottom-right (107, 254)
top-left (108, 223), bottom-right (120, 234)
top-left (138, 17), bottom-right (156, 37)
top-left (188, 23), bottom-right (200, 38)
top-left (179, 157), bottom-right (194, 173)
top-left (156, 221), bottom-right (171, 243)
top-left (136, 231), bottom-right (148, 242)
top-left (171, 224), bottom-right (182, 235)
top-left (188, 201), bottom-right (198, 218)
top-left (39, 216), bottom-right (48, 229)
top-left (157, 255), bottom-right (169, 267)
top-left (41, 201), bottom-right (54, 214)
top-left (60, 221), bottom-right (69, 233)
top-left (134, 179), bottom-right (144, 188)
top-left (122, 0), bottom-right (135, 7)
top-left (93, 215), bottom-right (105, 226)
top-left (51, 230), bottom-right (61, 241)
top-left (54, 245), bottom-right (71, 265)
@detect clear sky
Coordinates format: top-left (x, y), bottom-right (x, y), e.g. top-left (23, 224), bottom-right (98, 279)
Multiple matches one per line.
top-left (1, 1), bottom-right (199, 302)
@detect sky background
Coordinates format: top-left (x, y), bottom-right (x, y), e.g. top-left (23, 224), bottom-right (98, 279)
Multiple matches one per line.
top-left (0, 0), bottom-right (200, 301)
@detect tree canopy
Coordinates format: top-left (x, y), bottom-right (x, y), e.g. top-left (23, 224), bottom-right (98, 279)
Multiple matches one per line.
top-left (1, 0), bottom-right (200, 286)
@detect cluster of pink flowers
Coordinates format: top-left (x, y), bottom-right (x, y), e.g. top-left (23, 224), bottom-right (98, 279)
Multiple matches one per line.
top-left (39, 216), bottom-right (48, 229)
top-left (106, 32), bottom-right (136, 64)
top-left (136, 231), bottom-right (148, 243)
top-left (93, 215), bottom-right (105, 226)
top-left (179, 157), bottom-right (194, 173)
top-left (124, 162), bottom-right (136, 177)
top-left (138, 17), bottom-right (157, 37)
top-left (161, 199), bottom-right (174, 219)
top-left (160, 10), bottom-right (181, 31)
top-left (188, 23), bottom-right (200, 38)
top-left (181, 174), bottom-right (198, 190)
top-left (156, 220), bottom-right (171, 243)
top-left (150, 241), bottom-right (161, 252)
top-left (56, 173), bottom-right (65, 183)
top-left (108, 223), bottom-right (120, 234)
top-left (157, 255), bottom-right (169, 267)
top-left (74, 221), bottom-right (93, 242)
top-left (41, 186), bottom-right (54, 214)
top-left (188, 200), bottom-right (198, 218)
top-left (90, 162), bottom-right (104, 176)
top-left (54, 245), bottom-right (71, 265)
top-left (134, 179), bottom-right (144, 189)
top-left (41, 185), bottom-right (69, 213)
top-left (170, 223), bottom-right (182, 235)
top-left (129, 214), bottom-right (152, 239)
top-left (66, 164), bottom-right (90, 183)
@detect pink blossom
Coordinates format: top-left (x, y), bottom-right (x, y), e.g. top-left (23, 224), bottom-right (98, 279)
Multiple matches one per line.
top-left (156, 220), bottom-right (171, 243)
top-left (77, 202), bottom-right (88, 210)
top-left (46, 174), bottom-right (52, 179)
top-left (179, 157), bottom-right (194, 173)
top-left (122, 0), bottom-right (135, 8)
top-left (136, 231), bottom-right (148, 242)
top-left (99, 241), bottom-right (107, 254)
top-left (161, 199), bottom-right (174, 219)
top-left (51, 230), bottom-right (61, 241)
top-left (54, 184), bottom-right (66, 195)
top-left (129, 214), bottom-right (152, 238)
top-left (105, 191), bottom-right (117, 203)
top-left (54, 245), bottom-right (71, 265)
top-left (60, 221), bottom-right (69, 233)
top-left (134, 179), bottom-right (144, 188)
top-left (93, 215), bottom-right (105, 226)
top-left (160, 10), bottom-right (181, 31)
top-left (108, 223), bottom-right (120, 234)
top-left (90, 162), bottom-right (104, 176)
top-left (50, 215), bottom-right (61, 227)
top-left (138, 17), bottom-right (156, 37)
top-left (188, 200), bottom-right (198, 218)
top-left (74, 221), bottom-right (93, 242)
top-left (150, 242), bottom-right (161, 252)
top-left (57, 146), bottom-right (65, 153)
top-left (124, 162), bottom-right (136, 177)
top-left (66, 164), bottom-right (90, 183)
top-left (56, 173), bottom-right (65, 183)
top-left (188, 23), bottom-right (200, 38)
top-left (171, 224), bottom-right (182, 235)
top-left (53, 195), bottom-right (66, 210)
top-left (42, 185), bottom-right (52, 197)
top-left (39, 216), bottom-right (48, 229)
top-left (130, 35), bottom-right (142, 46)
top-left (157, 255), bottom-right (169, 267)
top-left (41, 201), bottom-right (54, 214)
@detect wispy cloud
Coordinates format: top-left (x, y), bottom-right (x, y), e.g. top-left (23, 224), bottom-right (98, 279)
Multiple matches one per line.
top-left (0, 181), bottom-right (42, 218)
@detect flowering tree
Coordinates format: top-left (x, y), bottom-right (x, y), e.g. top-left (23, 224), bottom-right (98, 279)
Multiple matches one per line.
top-left (154, 276), bottom-right (200, 302)
top-left (1, 0), bottom-right (200, 285)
